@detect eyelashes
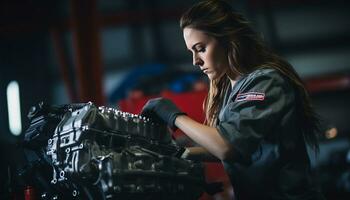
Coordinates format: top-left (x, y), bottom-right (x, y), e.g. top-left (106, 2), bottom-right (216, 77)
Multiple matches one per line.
top-left (196, 47), bottom-right (206, 53)
top-left (188, 45), bottom-right (206, 54)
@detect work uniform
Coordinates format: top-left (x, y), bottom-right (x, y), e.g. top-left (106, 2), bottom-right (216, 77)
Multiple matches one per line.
top-left (217, 68), bottom-right (324, 200)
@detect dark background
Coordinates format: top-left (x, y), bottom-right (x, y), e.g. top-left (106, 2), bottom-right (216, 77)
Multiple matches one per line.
top-left (1, 0), bottom-right (350, 199)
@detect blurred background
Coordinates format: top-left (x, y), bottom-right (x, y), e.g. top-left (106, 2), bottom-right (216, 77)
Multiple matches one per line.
top-left (0, 0), bottom-right (350, 199)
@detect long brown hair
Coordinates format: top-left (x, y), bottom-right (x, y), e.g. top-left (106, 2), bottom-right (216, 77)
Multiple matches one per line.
top-left (180, 0), bottom-right (321, 151)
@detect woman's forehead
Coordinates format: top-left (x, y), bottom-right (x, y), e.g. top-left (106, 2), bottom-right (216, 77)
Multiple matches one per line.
top-left (183, 28), bottom-right (212, 47)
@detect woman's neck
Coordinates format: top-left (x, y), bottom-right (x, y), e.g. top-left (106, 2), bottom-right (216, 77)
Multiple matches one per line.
top-left (229, 76), bottom-right (240, 89)
top-left (226, 70), bottom-right (240, 89)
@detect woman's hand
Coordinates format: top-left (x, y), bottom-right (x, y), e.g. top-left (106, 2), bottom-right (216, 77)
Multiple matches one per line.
top-left (142, 98), bottom-right (234, 161)
top-left (141, 97), bottom-right (186, 129)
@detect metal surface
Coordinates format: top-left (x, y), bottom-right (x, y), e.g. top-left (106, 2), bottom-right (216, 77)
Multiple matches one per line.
top-left (22, 102), bottom-right (205, 200)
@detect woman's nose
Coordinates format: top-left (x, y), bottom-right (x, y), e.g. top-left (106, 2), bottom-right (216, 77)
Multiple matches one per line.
top-left (192, 54), bottom-right (203, 66)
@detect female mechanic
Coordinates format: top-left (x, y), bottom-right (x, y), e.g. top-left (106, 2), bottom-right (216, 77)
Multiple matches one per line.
top-left (141, 0), bottom-right (325, 199)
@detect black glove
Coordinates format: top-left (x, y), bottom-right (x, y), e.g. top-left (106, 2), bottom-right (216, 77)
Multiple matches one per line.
top-left (141, 97), bottom-right (186, 129)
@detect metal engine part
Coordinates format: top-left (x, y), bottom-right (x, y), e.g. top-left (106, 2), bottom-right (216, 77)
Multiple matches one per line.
top-left (22, 102), bottom-right (205, 200)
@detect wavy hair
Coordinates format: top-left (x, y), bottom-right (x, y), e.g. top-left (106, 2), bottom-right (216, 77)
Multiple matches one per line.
top-left (180, 0), bottom-right (321, 151)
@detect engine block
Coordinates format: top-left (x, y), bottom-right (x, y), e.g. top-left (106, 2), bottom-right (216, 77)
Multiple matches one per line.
top-left (22, 102), bottom-right (205, 200)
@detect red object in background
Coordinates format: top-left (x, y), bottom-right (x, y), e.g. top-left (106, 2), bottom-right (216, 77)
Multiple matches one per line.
top-left (118, 89), bottom-right (234, 200)
top-left (24, 186), bottom-right (36, 200)
top-left (305, 75), bottom-right (350, 94)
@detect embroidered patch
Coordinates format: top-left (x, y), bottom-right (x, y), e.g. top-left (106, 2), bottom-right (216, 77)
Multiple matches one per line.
top-left (235, 92), bottom-right (265, 102)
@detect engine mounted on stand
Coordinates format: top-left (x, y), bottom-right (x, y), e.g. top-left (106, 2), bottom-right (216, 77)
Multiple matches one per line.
top-left (20, 102), bottom-right (206, 200)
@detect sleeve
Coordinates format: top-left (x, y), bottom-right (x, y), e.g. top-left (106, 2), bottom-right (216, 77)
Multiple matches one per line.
top-left (216, 69), bottom-right (295, 164)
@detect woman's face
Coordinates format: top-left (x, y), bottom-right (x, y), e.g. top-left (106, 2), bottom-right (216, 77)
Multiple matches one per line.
top-left (183, 27), bottom-right (229, 80)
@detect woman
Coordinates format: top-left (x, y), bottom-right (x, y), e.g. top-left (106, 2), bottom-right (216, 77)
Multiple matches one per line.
top-left (141, 0), bottom-right (325, 199)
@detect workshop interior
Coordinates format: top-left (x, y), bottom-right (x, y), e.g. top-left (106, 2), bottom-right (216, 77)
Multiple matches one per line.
top-left (0, 0), bottom-right (350, 199)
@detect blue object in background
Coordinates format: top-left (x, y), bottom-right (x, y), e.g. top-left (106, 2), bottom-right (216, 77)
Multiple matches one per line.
top-left (108, 63), bottom-right (205, 104)
top-left (108, 63), bottom-right (166, 103)
top-left (169, 73), bottom-right (200, 93)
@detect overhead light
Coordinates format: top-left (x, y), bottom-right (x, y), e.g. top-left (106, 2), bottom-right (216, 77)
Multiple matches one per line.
top-left (6, 81), bottom-right (22, 136)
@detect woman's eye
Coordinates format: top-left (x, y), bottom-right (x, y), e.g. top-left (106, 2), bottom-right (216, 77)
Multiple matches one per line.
top-left (197, 47), bottom-right (205, 52)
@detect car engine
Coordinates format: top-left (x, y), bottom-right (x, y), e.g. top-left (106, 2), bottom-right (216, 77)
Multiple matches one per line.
top-left (20, 102), bottom-right (206, 200)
